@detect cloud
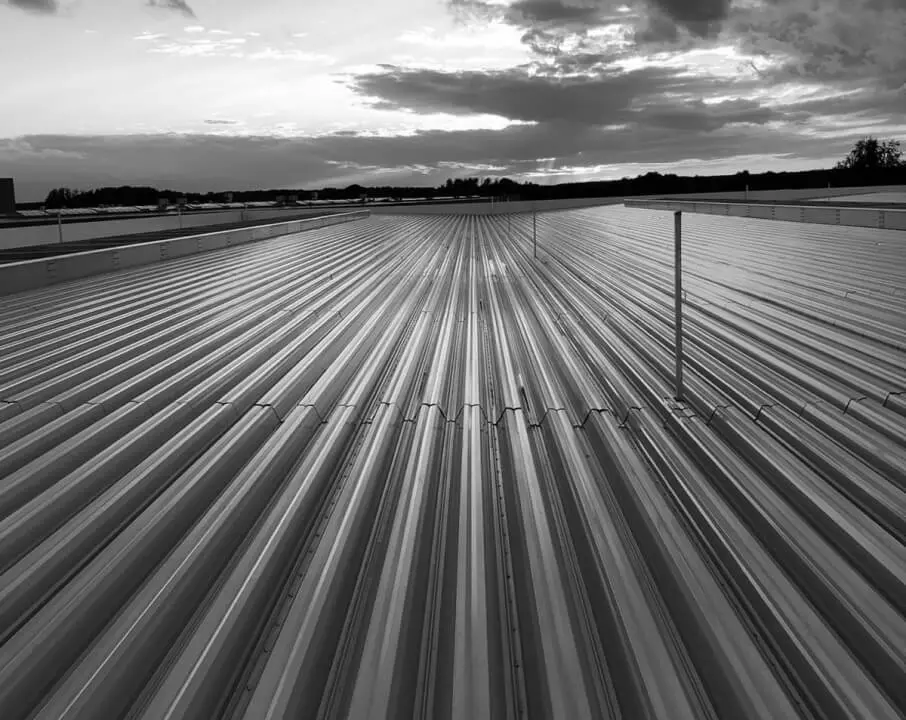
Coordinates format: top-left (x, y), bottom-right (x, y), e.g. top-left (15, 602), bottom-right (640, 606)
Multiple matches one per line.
top-left (505, 0), bottom-right (612, 25)
top-left (147, 0), bottom-right (196, 19)
top-left (770, 84), bottom-right (906, 127)
top-left (449, 0), bottom-right (906, 74)
top-left (6, 0), bottom-right (205, 16)
top-left (348, 64), bottom-right (763, 130)
top-left (137, 32), bottom-right (248, 57)
top-left (730, 0), bottom-right (906, 86)
top-left (648, 0), bottom-right (729, 34)
top-left (452, 0), bottom-right (727, 40)
top-left (437, 0), bottom-right (906, 153)
top-left (2, 0), bottom-right (58, 12)
top-left (636, 97), bottom-right (777, 132)
top-left (204, 119), bottom-right (240, 125)
top-left (447, 0), bottom-right (503, 23)
top-left (135, 29), bottom-right (331, 61)
top-left (0, 137), bottom-right (86, 161)
top-left (247, 48), bottom-right (334, 62)
top-left (634, 12), bottom-right (679, 43)
top-left (3, 118), bottom-right (872, 201)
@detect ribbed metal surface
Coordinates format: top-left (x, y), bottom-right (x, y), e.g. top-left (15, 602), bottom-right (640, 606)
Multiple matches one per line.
top-left (0, 207), bottom-right (904, 720)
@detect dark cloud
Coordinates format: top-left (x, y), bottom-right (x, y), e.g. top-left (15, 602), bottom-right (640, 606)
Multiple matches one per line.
top-left (505, 0), bottom-right (613, 25)
top-left (351, 66), bottom-right (656, 124)
top-left (449, 0), bottom-right (730, 42)
top-left (731, 0), bottom-right (906, 87)
top-left (349, 65), bottom-right (762, 129)
top-left (2, 0), bottom-right (58, 13)
top-left (634, 12), bottom-right (680, 43)
top-left (638, 98), bottom-right (778, 131)
top-left (147, 0), bottom-right (196, 19)
top-left (448, 0), bottom-right (906, 82)
top-left (520, 27), bottom-right (571, 56)
top-left (488, 1), bottom-right (639, 59)
top-left (650, 0), bottom-right (729, 26)
top-left (1, 125), bottom-right (856, 201)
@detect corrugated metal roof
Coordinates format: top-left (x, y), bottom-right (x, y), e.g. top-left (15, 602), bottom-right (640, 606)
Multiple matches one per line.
top-left (0, 206), bottom-right (904, 720)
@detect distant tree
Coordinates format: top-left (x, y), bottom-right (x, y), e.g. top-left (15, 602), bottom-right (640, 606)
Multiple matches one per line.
top-left (836, 136), bottom-right (903, 170)
top-left (44, 187), bottom-right (75, 208)
top-left (33, 154), bottom-right (906, 214)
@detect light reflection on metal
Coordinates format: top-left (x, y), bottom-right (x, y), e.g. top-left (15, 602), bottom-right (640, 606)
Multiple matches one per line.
top-left (533, 210), bottom-right (537, 259)
top-left (675, 210), bottom-right (683, 401)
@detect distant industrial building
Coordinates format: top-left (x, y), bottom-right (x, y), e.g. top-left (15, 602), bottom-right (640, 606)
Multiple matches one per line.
top-left (0, 178), bottom-right (16, 215)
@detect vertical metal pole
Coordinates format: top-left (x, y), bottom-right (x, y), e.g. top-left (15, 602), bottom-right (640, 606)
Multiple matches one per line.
top-left (674, 211), bottom-right (684, 400)
top-left (57, 209), bottom-right (63, 244)
top-left (178, 204), bottom-right (183, 229)
top-left (744, 184), bottom-right (749, 201)
top-left (532, 211), bottom-right (537, 258)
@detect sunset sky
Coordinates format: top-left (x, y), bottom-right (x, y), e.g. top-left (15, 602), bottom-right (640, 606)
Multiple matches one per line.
top-left (2, 0), bottom-right (904, 200)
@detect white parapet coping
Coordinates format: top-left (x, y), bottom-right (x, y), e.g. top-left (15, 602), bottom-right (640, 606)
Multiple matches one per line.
top-left (623, 199), bottom-right (906, 231)
top-left (0, 211), bottom-right (369, 297)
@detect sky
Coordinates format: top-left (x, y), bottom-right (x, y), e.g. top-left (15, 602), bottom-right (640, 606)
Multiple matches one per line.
top-left (1, 0), bottom-right (904, 201)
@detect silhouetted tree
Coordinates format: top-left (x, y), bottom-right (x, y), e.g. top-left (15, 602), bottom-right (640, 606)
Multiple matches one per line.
top-left (836, 137), bottom-right (903, 170)
top-left (44, 187), bottom-right (75, 208)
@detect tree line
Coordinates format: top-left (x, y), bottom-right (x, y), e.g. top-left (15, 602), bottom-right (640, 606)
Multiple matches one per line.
top-left (35, 136), bottom-right (905, 210)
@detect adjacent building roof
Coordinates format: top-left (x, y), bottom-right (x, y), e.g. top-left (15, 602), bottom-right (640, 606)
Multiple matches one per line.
top-left (0, 206), bottom-right (904, 720)
top-left (813, 191), bottom-right (906, 204)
